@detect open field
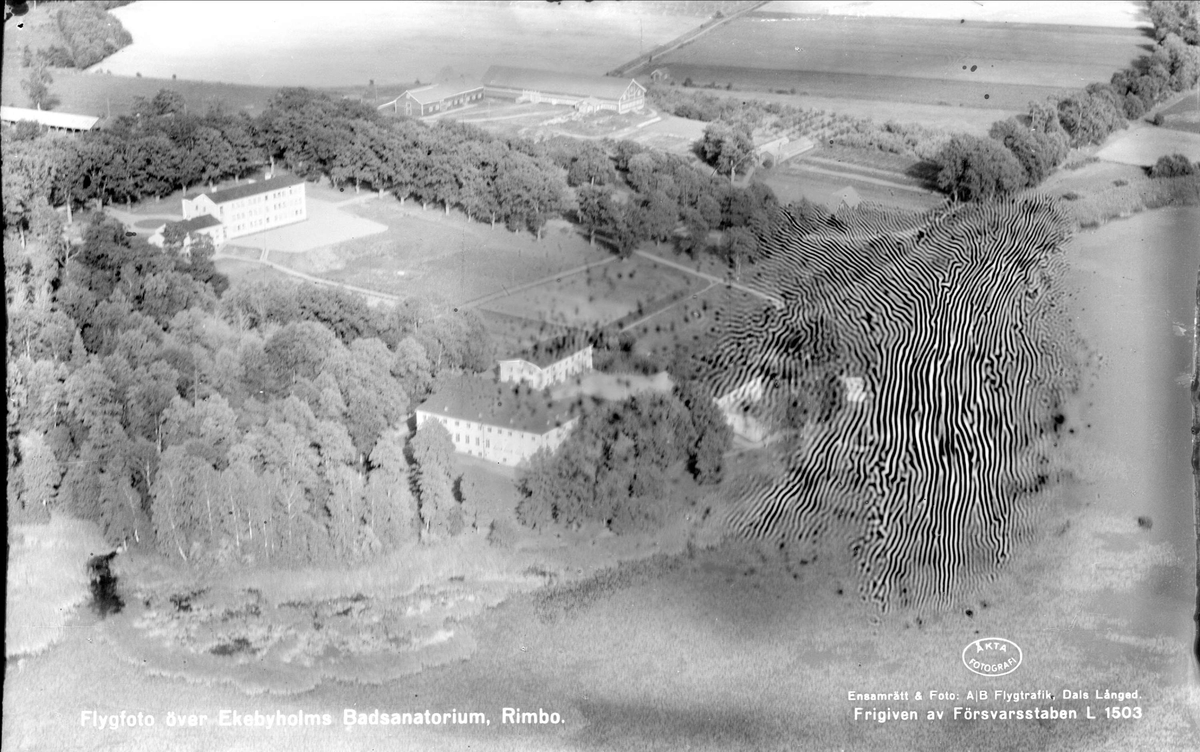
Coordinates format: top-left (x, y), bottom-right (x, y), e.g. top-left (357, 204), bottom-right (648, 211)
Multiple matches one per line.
top-left (766, 0), bottom-right (1147, 28)
top-left (0, 67), bottom-right (281, 119)
top-left (627, 283), bottom-right (771, 365)
top-left (1096, 123), bottom-right (1200, 166)
top-left (99, 1), bottom-right (703, 88)
top-left (478, 256), bottom-right (706, 329)
top-left (623, 114), bottom-right (711, 155)
top-left (763, 147), bottom-right (944, 212)
top-left (289, 200), bottom-right (611, 307)
top-left (474, 311), bottom-right (580, 368)
top-left (1159, 91), bottom-right (1200, 134)
top-left (644, 12), bottom-right (1148, 111)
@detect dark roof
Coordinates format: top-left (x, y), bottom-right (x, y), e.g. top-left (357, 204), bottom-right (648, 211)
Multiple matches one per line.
top-left (416, 375), bottom-right (577, 433)
top-left (501, 333), bottom-right (592, 369)
top-left (482, 65), bottom-right (643, 101)
top-left (189, 174), bottom-right (305, 205)
top-left (404, 81), bottom-right (483, 105)
top-left (173, 215), bottom-right (223, 232)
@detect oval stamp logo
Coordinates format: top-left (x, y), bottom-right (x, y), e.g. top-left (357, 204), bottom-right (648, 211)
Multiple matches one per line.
top-left (962, 637), bottom-right (1022, 677)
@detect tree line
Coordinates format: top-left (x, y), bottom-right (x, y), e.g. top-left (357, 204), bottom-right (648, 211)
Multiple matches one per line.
top-left (20, 1), bottom-right (133, 71)
top-left (934, 1), bottom-right (1200, 201)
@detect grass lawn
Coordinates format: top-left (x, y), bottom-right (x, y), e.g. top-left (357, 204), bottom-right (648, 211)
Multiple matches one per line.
top-left (317, 201), bottom-right (610, 306)
top-left (1096, 123), bottom-right (1200, 166)
top-left (627, 284), bottom-right (770, 365)
top-left (478, 256), bottom-right (705, 329)
top-left (763, 159), bottom-right (944, 212)
top-left (475, 311), bottom-right (580, 363)
top-left (1155, 90), bottom-right (1200, 135)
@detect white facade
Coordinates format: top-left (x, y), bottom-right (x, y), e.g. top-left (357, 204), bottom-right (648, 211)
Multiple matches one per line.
top-left (414, 410), bottom-right (578, 467)
top-left (498, 346), bottom-right (593, 390)
top-left (181, 176), bottom-right (306, 241)
top-left (716, 375), bottom-right (770, 443)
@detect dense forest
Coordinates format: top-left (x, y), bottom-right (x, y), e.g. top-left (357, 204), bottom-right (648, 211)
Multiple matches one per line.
top-left (5, 199), bottom-right (507, 565)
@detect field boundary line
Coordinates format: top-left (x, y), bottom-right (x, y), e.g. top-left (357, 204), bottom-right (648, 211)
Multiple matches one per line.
top-left (787, 163), bottom-right (935, 195)
top-left (456, 257), bottom-right (618, 309)
top-left (633, 249), bottom-right (783, 308)
top-left (215, 253), bottom-right (404, 307)
top-left (608, 0), bottom-right (771, 79)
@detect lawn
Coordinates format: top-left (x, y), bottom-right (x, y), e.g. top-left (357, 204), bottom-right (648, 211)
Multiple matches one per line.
top-left (475, 310), bottom-right (580, 364)
top-left (1095, 123), bottom-right (1200, 166)
top-left (763, 155), bottom-right (944, 213)
top-left (626, 283), bottom-right (770, 366)
top-left (1156, 90), bottom-right (1200, 135)
top-left (312, 201), bottom-right (610, 306)
top-left (477, 256), bottom-right (705, 329)
top-left (650, 12), bottom-right (1147, 111)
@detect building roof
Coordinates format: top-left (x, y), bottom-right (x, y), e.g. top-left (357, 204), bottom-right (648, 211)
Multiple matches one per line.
top-left (403, 81), bottom-right (483, 105)
top-left (500, 333), bottom-right (592, 369)
top-left (482, 65), bottom-right (643, 101)
top-left (188, 174), bottom-right (305, 204)
top-left (174, 215), bottom-right (223, 232)
top-left (0, 105), bottom-right (99, 131)
top-left (416, 375), bottom-right (578, 433)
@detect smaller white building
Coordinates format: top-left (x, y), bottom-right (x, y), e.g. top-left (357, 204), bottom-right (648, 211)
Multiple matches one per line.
top-left (149, 214), bottom-right (225, 255)
top-left (716, 375), bottom-right (770, 444)
top-left (498, 336), bottom-right (593, 391)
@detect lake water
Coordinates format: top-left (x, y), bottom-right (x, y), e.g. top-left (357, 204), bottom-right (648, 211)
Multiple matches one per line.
top-left (95, 1), bottom-right (700, 88)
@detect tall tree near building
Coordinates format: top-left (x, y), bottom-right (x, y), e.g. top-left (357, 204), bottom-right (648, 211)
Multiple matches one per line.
top-left (699, 123), bottom-right (757, 182)
top-left (410, 419), bottom-right (462, 540)
top-left (20, 57), bottom-right (55, 110)
top-left (364, 428), bottom-right (420, 548)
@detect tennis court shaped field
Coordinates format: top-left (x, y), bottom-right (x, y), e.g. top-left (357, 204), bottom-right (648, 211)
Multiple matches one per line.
top-left (650, 12), bottom-right (1148, 112)
top-left (478, 256), bottom-right (707, 329)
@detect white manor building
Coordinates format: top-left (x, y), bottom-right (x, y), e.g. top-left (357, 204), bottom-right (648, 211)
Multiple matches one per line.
top-left (415, 376), bottom-right (579, 467)
top-left (179, 173), bottom-right (307, 243)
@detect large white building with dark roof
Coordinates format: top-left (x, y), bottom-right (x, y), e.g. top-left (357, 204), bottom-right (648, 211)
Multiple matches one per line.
top-left (482, 66), bottom-right (646, 114)
top-left (181, 173), bottom-right (307, 241)
top-left (415, 376), bottom-right (579, 466)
